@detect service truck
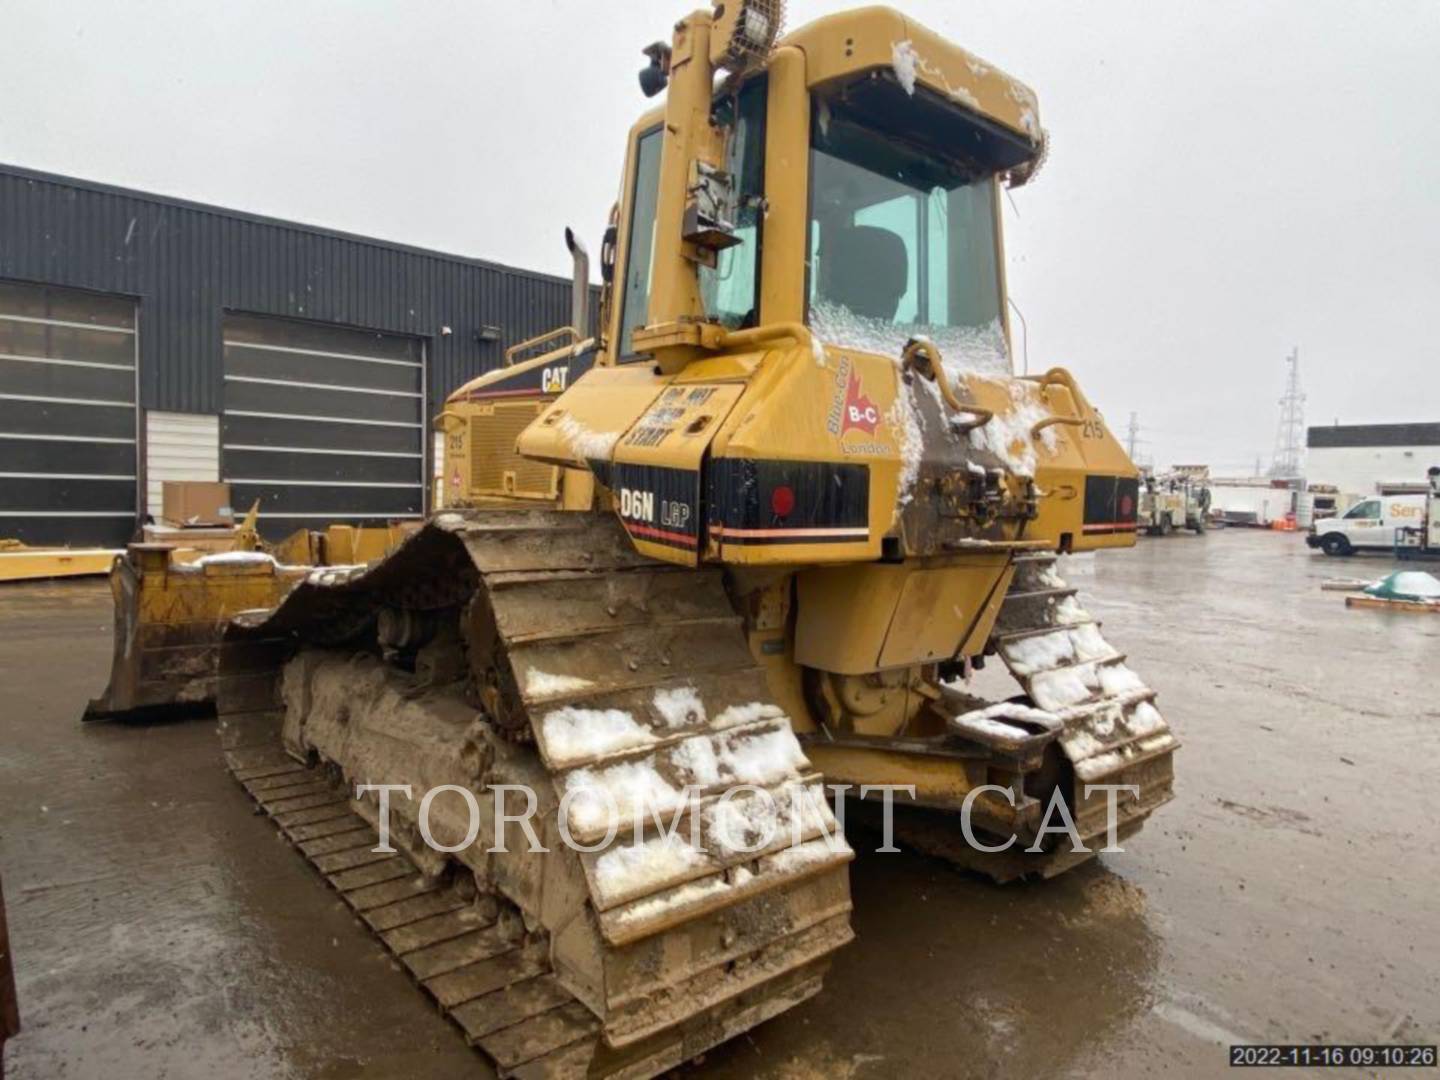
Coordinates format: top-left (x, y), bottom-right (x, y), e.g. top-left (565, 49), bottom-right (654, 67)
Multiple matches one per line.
top-left (1307, 468), bottom-right (1439, 556)
top-left (1139, 472), bottom-right (1210, 535)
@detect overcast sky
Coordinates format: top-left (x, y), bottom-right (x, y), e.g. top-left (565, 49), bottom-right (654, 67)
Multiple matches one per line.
top-left (4, 0), bottom-right (1437, 472)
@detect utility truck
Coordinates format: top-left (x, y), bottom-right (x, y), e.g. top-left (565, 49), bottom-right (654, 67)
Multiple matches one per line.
top-left (1307, 467), bottom-right (1440, 556)
top-left (1139, 472), bottom-right (1210, 535)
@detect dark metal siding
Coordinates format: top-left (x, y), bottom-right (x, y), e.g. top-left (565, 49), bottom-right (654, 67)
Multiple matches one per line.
top-left (220, 313), bottom-right (426, 536)
top-left (0, 280), bottom-right (139, 544)
top-left (1307, 423), bottom-right (1440, 449)
top-left (0, 163), bottom-right (583, 420)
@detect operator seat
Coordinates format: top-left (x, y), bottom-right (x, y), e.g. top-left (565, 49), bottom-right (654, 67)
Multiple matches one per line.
top-left (820, 225), bottom-right (908, 321)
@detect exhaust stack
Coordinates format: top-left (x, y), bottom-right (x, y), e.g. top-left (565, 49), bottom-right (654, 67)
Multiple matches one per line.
top-left (564, 227), bottom-right (589, 339)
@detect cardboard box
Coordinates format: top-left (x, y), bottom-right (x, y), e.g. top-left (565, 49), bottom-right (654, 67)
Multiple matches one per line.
top-left (160, 481), bottom-right (233, 527)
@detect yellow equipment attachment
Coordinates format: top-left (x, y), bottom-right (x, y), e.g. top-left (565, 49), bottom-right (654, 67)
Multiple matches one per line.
top-left (212, 5), bottom-right (1175, 1075)
top-left (0, 539), bottom-right (120, 583)
top-left (84, 519), bottom-right (413, 720)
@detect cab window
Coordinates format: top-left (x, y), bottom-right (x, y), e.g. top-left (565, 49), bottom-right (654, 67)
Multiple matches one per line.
top-left (698, 77), bottom-right (767, 330)
top-left (617, 126), bottom-right (663, 359)
top-left (806, 94), bottom-right (1004, 367)
top-left (1344, 500), bottom-right (1381, 519)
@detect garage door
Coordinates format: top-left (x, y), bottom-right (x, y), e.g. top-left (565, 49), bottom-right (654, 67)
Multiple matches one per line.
top-left (0, 280), bottom-right (138, 546)
top-left (222, 314), bottom-right (425, 538)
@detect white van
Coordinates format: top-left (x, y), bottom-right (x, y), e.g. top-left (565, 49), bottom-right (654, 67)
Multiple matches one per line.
top-left (1306, 494), bottom-right (1428, 556)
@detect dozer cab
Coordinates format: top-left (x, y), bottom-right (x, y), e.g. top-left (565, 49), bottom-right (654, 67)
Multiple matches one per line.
top-left (217, 4), bottom-right (1176, 1075)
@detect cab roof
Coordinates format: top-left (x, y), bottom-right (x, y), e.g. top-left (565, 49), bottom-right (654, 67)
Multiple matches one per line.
top-left (782, 6), bottom-right (1041, 147)
top-left (626, 6), bottom-right (1041, 158)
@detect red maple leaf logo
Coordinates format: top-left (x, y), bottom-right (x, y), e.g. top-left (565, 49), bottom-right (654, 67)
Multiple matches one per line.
top-left (840, 370), bottom-right (879, 436)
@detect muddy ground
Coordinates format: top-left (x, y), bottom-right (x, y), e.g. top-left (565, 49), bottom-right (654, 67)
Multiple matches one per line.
top-left (1, 530), bottom-right (1435, 1078)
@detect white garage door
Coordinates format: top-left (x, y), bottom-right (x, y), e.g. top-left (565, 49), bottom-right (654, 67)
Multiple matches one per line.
top-left (221, 314), bottom-right (425, 538)
top-left (0, 280), bottom-right (138, 546)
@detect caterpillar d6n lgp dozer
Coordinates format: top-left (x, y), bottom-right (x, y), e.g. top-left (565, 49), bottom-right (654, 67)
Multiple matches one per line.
top-left (219, 3), bottom-right (1176, 1075)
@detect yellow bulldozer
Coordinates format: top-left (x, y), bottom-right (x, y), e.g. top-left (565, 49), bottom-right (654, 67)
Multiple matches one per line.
top-left (212, 3), bottom-right (1176, 1075)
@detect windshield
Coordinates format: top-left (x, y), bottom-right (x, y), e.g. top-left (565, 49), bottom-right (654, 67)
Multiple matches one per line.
top-left (1345, 500), bottom-right (1381, 519)
top-left (807, 98), bottom-right (1008, 374)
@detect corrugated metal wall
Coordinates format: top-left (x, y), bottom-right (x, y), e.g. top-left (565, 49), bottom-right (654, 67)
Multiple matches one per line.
top-left (0, 164), bottom-right (587, 420)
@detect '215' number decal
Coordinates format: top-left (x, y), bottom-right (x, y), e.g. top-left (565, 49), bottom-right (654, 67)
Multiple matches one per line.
top-left (1081, 419), bottom-right (1106, 439)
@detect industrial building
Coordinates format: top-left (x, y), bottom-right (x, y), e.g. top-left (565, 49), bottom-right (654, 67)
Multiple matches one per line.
top-left (1307, 422), bottom-right (1440, 496)
top-left (0, 163), bottom-right (583, 545)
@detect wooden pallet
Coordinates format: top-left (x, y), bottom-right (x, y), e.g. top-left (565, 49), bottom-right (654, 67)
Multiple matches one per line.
top-left (1345, 594), bottom-right (1440, 614)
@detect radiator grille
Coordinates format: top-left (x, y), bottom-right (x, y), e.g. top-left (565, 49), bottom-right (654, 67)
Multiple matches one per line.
top-left (469, 403), bottom-right (558, 499)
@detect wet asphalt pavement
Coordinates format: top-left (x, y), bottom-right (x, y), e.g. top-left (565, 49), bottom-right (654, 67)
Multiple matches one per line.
top-left (1, 530), bottom-right (1436, 1079)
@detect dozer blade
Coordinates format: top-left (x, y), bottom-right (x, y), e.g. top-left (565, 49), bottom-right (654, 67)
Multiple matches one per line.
top-left (84, 544), bottom-right (305, 720)
top-left (85, 523), bottom-right (413, 721)
top-left (217, 508), bottom-right (855, 1078)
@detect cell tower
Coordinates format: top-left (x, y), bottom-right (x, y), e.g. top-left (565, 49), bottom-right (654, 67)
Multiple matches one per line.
top-left (1126, 411), bottom-right (1140, 460)
top-left (1269, 347), bottom-right (1305, 480)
